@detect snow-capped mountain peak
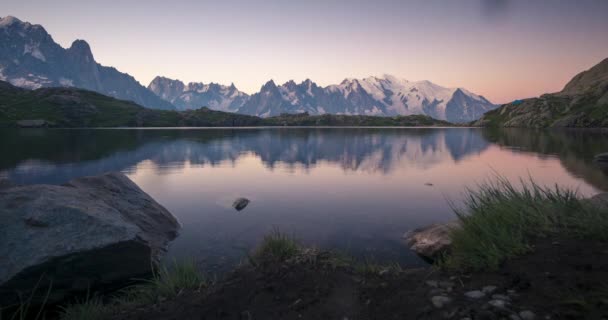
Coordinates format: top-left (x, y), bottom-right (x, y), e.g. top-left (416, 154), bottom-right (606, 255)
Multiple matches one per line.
top-left (148, 76), bottom-right (249, 112)
top-left (0, 16), bottom-right (23, 28)
top-left (0, 16), bottom-right (174, 109)
top-left (234, 76), bottom-right (497, 122)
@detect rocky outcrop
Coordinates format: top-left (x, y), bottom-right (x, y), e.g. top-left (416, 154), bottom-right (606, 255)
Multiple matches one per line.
top-left (403, 220), bottom-right (461, 261)
top-left (474, 57), bottom-right (608, 128)
top-left (0, 172), bottom-right (180, 305)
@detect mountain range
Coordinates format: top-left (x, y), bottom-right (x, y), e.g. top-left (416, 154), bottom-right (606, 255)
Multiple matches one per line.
top-left (149, 75), bottom-right (498, 122)
top-left (148, 76), bottom-right (249, 113)
top-left (0, 79), bottom-right (451, 128)
top-left (0, 16), bottom-right (498, 122)
top-left (475, 58), bottom-right (608, 127)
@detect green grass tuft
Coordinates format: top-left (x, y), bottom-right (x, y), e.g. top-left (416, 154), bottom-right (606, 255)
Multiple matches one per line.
top-left (59, 296), bottom-right (107, 320)
top-left (57, 260), bottom-right (206, 320)
top-left (146, 260), bottom-right (206, 299)
top-left (444, 176), bottom-right (608, 271)
top-left (253, 229), bottom-right (300, 262)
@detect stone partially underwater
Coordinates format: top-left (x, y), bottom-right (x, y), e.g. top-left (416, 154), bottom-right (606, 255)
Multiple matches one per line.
top-left (0, 173), bottom-right (180, 306)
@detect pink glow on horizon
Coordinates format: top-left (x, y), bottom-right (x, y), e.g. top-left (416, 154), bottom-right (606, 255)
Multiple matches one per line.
top-left (2, 0), bottom-right (607, 104)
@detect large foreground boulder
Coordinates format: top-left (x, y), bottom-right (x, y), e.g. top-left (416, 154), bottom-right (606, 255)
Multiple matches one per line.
top-left (403, 220), bottom-right (461, 261)
top-left (0, 173), bottom-right (180, 305)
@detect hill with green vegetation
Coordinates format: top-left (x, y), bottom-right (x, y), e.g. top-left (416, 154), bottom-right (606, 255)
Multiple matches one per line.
top-left (474, 57), bottom-right (608, 128)
top-left (0, 81), bottom-right (452, 128)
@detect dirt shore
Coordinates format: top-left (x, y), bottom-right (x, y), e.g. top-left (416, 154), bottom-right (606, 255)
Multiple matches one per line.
top-left (111, 236), bottom-right (608, 320)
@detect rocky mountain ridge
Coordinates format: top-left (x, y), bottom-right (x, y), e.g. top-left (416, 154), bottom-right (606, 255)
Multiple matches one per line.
top-left (0, 16), bottom-right (174, 110)
top-left (474, 57), bottom-right (608, 127)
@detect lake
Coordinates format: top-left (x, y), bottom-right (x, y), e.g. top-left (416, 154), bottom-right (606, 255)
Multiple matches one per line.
top-left (1, 127), bottom-right (607, 273)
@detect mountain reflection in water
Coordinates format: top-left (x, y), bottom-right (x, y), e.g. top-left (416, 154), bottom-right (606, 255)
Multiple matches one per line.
top-left (1, 128), bottom-right (606, 272)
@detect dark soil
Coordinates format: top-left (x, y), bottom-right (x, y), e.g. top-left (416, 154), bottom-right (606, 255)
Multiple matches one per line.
top-left (114, 237), bottom-right (608, 320)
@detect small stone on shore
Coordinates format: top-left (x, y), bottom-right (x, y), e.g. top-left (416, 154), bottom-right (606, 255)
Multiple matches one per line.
top-left (519, 310), bottom-right (536, 320)
top-left (491, 294), bottom-right (510, 301)
top-left (488, 299), bottom-right (508, 309)
top-left (431, 296), bottom-right (452, 308)
top-left (464, 290), bottom-right (486, 299)
top-left (482, 285), bottom-right (497, 294)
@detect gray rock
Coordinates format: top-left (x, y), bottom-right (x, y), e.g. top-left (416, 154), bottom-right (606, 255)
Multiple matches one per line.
top-left (464, 290), bottom-right (486, 299)
top-left (594, 152), bottom-right (608, 163)
top-left (403, 220), bottom-right (461, 261)
top-left (488, 299), bottom-right (508, 309)
top-left (482, 285), bottom-right (498, 294)
top-left (232, 197), bottom-right (251, 211)
top-left (492, 294), bottom-right (510, 301)
top-left (519, 310), bottom-right (536, 320)
top-left (431, 296), bottom-right (452, 308)
top-left (0, 172), bottom-right (180, 306)
top-left (426, 280), bottom-right (439, 288)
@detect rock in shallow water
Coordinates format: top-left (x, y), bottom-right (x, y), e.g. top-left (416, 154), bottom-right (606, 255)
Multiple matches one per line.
top-left (403, 220), bottom-right (461, 261)
top-left (232, 197), bottom-right (250, 211)
top-left (0, 172), bottom-right (180, 306)
top-left (594, 152), bottom-right (608, 163)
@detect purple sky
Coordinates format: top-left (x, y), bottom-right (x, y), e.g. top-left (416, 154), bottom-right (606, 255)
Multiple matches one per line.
top-left (3, 0), bottom-right (608, 103)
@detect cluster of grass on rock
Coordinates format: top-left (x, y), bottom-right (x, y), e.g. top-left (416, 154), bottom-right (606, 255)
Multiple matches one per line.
top-left (443, 176), bottom-right (608, 271)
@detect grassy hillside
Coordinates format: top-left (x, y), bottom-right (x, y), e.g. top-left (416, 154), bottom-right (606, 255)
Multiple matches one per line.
top-left (474, 58), bottom-right (608, 128)
top-left (0, 81), bottom-right (452, 127)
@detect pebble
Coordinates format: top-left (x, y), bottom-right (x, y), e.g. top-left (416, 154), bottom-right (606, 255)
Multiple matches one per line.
top-left (482, 285), bottom-right (498, 294)
top-left (510, 315), bottom-right (522, 320)
top-left (439, 281), bottom-right (455, 289)
top-left (488, 299), bottom-right (508, 309)
top-left (519, 310), bottom-right (536, 320)
top-left (464, 290), bottom-right (486, 299)
top-left (492, 294), bottom-right (510, 301)
top-left (431, 296), bottom-right (452, 308)
top-left (426, 280), bottom-right (439, 288)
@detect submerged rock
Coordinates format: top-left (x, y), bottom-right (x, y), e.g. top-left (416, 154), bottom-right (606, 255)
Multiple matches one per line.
top-left (594, 152), bottom-right (608, 163)
top-left (403, 220), bottom-right (460, 261)
top-left (0, 172), bottom-right (180, 305)
top-left (16, 119), bottom-right (51, 128)
top-left (233, 197), bottom-right (250, 211)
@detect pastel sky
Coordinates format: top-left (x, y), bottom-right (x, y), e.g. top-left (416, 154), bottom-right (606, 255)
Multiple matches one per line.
top-left (3, 0), bottom-right (608, 103)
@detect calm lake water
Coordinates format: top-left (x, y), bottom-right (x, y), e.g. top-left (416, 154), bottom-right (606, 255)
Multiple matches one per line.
top-left (2, 128), bottom-right (607, 272)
